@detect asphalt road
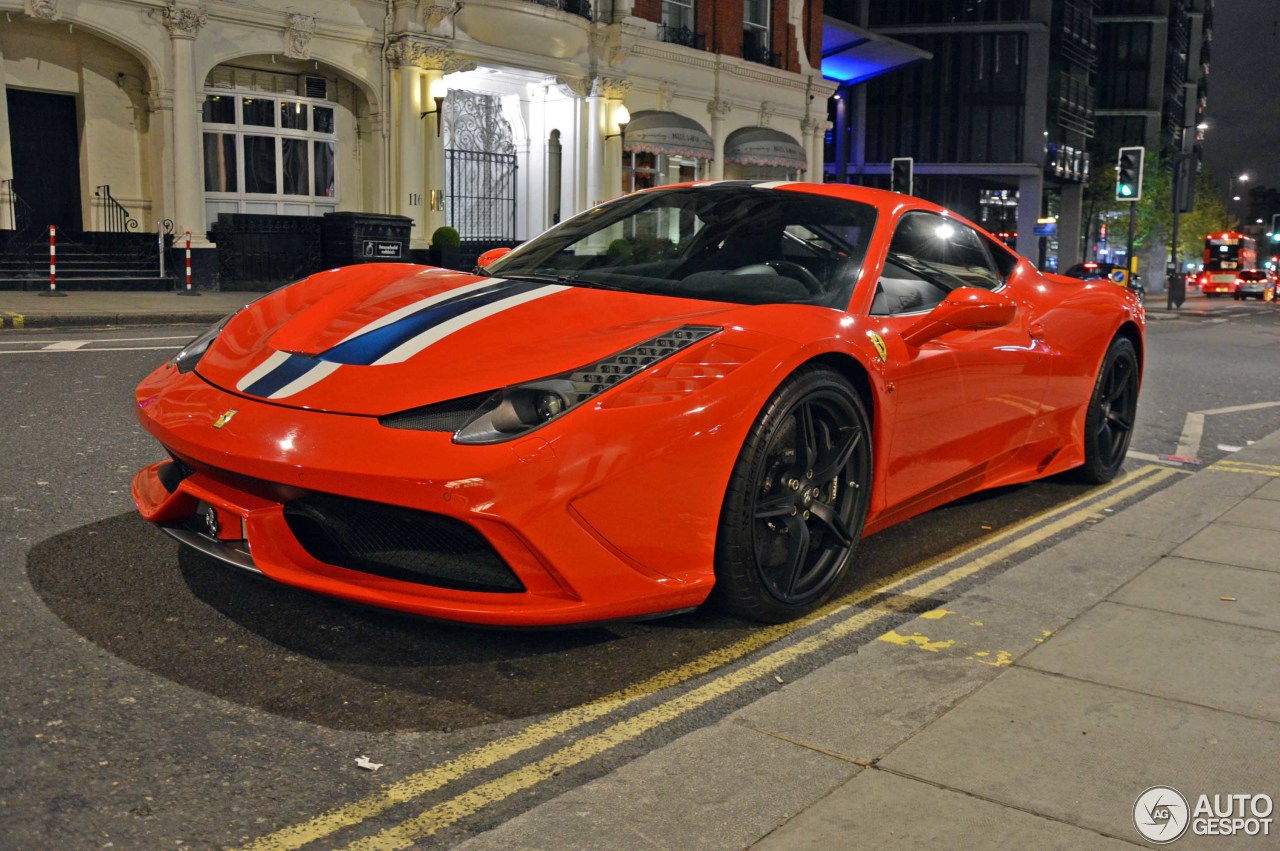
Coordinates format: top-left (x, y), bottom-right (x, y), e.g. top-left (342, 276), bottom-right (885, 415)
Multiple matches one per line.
top-left (1, 296), bottom-right (1278, 848)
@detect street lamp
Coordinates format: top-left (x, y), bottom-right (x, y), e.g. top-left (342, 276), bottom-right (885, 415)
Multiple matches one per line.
top-left (1229, 172), bottom-right (1250, 214)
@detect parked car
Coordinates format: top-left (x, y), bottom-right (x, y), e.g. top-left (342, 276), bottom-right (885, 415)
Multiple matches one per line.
top-left (1061, 261), bottom-right (1145, 307)
top-left (132, 182), bottom-right (1144, 626)
top-left (1233, 269), bottom-right (1274, 301)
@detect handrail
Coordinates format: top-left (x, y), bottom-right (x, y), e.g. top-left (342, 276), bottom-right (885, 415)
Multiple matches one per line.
top-left (1, 179), bottom-right (34, 233)
top-left (93, 184), bottom-right (140, 232)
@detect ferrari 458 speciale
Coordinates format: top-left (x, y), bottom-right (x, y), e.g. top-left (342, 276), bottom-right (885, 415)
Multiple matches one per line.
top-left (133, 182), bottom-right (1143, 626)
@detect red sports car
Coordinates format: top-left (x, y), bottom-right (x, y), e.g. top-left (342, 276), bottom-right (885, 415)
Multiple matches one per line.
top-left (132, 183), bottom-right (1144, 626)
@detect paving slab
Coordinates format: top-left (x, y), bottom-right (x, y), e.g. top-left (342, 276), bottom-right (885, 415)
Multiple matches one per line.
top-left (1021, 602), bottom-right (1280, 722)
top-left (960, 529), bottom-right (1173, 618)
top-left (1181, 467), bottom-right (1276, 499)
top-left (1110, 557), bottom-right (1280, 632)
top-left (455, 722), bottom-right (860, 851)
top-left (1216, 497), bottom-right (1280, 532)
top-left (1087, 483), bottom-right (1237, 544)
top-left (1172, 523), bottom-right (1280, 573)
top-left (1257, 478), bottom-right (1280, 501)
top-left (754, 768), bottom-right (1136, 850)
top-left (878, 668), bottom-right (1280, 847)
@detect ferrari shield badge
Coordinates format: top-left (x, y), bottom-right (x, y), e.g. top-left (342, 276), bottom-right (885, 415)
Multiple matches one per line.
top-left (866, 331), bottom-right (888, 362)
top-left (212, 409), bottom-right (238, 429)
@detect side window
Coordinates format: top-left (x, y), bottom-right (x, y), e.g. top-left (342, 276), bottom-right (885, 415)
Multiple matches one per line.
top-left (871, 212), bottom-right (1001, 316)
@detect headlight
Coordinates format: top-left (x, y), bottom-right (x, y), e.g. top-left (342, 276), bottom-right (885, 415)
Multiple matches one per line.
top-left (379, 326), bottom-right (721, 444)
top-left (171, 312), bottom-right (237, 373)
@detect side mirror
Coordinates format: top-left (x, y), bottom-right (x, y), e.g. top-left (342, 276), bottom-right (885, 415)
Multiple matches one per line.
top-left (903, 287), bottom-right (1017, 347)
top-left (476, 246), bottom-right (513, 270)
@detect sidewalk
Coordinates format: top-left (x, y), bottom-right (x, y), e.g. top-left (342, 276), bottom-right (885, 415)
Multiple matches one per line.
top-left (457, 431), bottom-right (1280, 850)
top-left (0, 290), bottom-right (251, 329)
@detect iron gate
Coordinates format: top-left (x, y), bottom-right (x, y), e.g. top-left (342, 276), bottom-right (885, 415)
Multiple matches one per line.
top-left (445, 149), bottom-right (517, 244)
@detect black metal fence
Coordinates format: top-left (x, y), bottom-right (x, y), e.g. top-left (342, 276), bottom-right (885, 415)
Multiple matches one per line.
top-left (211, 213), bottom-right (324, 291)
top-left (446, 149), bottom-right (518, 245)
top-left (93, 185), bottom-right (140, 232)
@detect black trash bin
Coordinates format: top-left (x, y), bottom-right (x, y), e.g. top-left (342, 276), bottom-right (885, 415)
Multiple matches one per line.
top-left (1167, 273), bottom-right (1186, 308)
top-left (322, 213), bottom-right (413, 269)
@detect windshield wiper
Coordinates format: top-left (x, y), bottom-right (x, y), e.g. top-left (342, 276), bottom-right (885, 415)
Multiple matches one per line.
top-left (501, 272), bottom-right (630, 292)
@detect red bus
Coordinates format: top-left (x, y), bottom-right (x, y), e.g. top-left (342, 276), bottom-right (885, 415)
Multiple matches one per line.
top-left (1200, 232), bottom-right (1257, 296)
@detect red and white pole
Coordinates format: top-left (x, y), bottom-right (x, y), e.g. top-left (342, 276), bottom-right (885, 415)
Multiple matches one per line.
top-left (39, 224), bottom-right (67, 297)
top-left (184, 231), bottom-right (192, 291)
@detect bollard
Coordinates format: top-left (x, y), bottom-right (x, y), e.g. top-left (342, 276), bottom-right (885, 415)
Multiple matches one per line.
top-left (39, 224), bottom-right (67, 298)
top-left (176, 229), bottom-right (200, 296)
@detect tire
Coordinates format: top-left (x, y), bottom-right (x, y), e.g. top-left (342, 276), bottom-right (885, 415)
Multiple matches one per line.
top-left (711, 366), bottom-right (872, 622)
top-left (1076, 337), bottom-right (1140, 484)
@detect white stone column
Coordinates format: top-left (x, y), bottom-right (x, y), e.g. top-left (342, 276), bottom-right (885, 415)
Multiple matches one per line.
top-left (391, 44), bottom-right (425, 246)
top-left (600, 77), bottom-right (630, 201)
top-left (801, 116), bottom-right (821, 180)
top-left (0, 43), bottom-right (12, 230)
top-left (421, 66), bottom-right (447, 241)
top-left (163, 4), bottom-right (208, 245)
top-left (707, 98), bottom-right (731, 180)
top-left (584, 80), bottom-right (604, 207)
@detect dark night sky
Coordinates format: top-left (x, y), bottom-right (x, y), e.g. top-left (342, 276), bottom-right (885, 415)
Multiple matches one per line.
top-left (1200, 0), bottom-right (1280, 191)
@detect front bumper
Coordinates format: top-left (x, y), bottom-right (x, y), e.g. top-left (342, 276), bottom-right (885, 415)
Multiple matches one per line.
top-left (132, 365), bottom-right (726, 626)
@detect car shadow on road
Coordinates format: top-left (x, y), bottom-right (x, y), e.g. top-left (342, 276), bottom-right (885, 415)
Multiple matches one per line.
top-left (25, 512), bottom-right (762, 732)
top-left (26, 472), bottom-right (1095, 734)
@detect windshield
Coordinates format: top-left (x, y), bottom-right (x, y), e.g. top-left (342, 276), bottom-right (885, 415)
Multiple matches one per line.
top-left (487, 186), bottom-right (878, 308)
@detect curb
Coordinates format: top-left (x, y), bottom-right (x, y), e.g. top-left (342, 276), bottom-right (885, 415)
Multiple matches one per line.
top-left (0, 311), bottom-right (229, 331)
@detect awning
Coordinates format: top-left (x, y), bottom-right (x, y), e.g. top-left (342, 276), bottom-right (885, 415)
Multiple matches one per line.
top-left (725, 127), bottom-right (807, 169)
top-left (623, 110), bottom-right (714, 159)
top-left (821, 16), bottom-right (932, 85)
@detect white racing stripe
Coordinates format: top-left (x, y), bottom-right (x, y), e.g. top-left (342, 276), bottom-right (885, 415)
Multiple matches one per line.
top-left (336, 278), bottom-right (503, 344)
top-left (268, 360), bottom-right (342, 399)
top-left (236, 351), bottom-right (291, 392)
top-left (374, 285), bottom-right (569, 365)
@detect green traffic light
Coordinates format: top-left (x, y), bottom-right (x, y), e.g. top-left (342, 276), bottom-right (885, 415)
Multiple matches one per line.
top-left (1119, 185), bottom-right (1133, 197)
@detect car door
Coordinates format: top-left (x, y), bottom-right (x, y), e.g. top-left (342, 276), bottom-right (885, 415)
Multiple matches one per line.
top-left (869, 212), bottom-right (1050, 509)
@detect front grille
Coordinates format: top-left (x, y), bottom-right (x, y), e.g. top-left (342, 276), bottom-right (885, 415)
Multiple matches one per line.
top-left (283, 493), bottom-right (524, 593)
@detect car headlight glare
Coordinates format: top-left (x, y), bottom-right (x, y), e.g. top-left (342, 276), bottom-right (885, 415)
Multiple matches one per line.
top-left (171, 312), bottom-right (237, 373)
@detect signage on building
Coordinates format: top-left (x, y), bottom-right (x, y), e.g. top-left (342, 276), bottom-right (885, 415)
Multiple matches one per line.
top-left (1034, 217), bottom-right (1057, 237)
top-left (363, 240), bottom-right (403, 259)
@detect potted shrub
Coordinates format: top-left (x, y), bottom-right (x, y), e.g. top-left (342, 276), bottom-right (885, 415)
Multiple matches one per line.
top-left (429, 226), bottom-right (462, 269)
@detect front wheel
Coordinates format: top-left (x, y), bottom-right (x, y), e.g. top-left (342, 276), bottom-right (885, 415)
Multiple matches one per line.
top-left (1076, 337), bottom-right (1140, 483)
top-left (711, 366), bottom-right (872, 622)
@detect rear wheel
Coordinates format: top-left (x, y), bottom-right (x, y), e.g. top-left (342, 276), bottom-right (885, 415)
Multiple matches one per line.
top-left (711, 366), bottom-right (872, 622)
top-left (1076, 337), bottom-right (1139, 483)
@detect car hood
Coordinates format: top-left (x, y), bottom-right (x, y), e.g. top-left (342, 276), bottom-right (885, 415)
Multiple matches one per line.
top-left (195, 264), bottom-right (780, 416)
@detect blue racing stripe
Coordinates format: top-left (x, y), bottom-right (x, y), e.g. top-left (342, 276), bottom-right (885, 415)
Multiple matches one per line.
top-left (318, 280), bottom-right (543, 366)
top-left (242, 354), bottom-right (321, 398)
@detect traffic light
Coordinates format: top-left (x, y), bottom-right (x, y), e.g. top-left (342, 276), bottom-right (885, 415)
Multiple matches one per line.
top-left (1115, 146), bottom-right (1144, 201)
top-left (891, 157), bottom-right (913, 195)
top-left (1271, 213), bottom-right (1280, 243)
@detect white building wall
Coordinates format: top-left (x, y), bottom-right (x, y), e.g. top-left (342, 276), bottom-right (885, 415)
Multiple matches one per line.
top-left (0, 0), bottom-right (823, 250)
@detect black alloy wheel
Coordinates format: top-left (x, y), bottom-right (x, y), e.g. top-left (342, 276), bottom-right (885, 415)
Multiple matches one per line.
top-left (712, 366), bottom-right (872, 622)
top-left (1077, 337), bottom-right (1140, 483)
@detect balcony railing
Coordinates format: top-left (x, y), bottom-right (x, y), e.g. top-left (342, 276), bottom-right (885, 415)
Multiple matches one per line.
top-left (742, 33), bottom-right (780, 67)
top-left (659, 24), bottom-right (705, 49)
top-left (527, 0), bottom-right (591, 21)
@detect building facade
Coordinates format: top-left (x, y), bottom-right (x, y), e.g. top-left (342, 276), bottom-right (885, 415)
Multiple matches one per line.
top-left (0, 0), bottom-right (832, 286)
top-left (825, 0), bottom-right (1098, 269)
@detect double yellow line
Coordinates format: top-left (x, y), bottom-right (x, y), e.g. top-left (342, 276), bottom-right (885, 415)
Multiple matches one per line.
top-left (242, 464), bottom-right (1180, 851)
